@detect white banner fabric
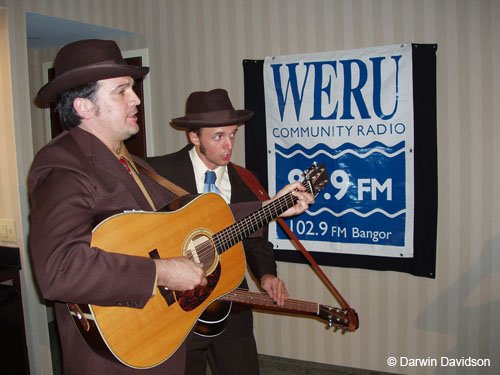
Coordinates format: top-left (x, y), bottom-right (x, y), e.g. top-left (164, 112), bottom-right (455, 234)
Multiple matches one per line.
top-left (264, 44), bottom-right (414, 258)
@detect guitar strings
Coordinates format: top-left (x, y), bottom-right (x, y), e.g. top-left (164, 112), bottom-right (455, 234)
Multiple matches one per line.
top-left (225, 289), bottom-right (319, 313)
top-left (189, 189), bottom-right (297, 264)
top-left (189, 178), bottom-right (315, 268)
top-left (226, 289), bottom-right (349, 325)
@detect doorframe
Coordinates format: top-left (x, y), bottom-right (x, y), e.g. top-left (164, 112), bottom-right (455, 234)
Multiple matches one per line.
top-left (42, 47), bottom-right (154, 156)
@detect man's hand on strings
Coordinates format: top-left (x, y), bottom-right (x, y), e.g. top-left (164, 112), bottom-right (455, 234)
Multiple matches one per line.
top-left (261, 274), bottom-right (289, 307)
top-left (263, 181), bottom-right (314, 217)
top-left (155, 257), bottom-right (207, 291)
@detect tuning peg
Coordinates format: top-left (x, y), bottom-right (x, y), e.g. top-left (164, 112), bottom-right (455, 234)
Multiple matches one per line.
top-left (304, 162), bottom-right (318, 175)
top-left (327, 314), bottom-right (333, 328)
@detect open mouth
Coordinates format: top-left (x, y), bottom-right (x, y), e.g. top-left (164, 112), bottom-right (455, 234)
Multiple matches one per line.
top-left (127, 112), bottom-right (138, 121)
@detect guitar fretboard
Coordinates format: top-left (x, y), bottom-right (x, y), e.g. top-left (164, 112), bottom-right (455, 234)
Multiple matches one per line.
top-left (222, 289), bottom-right (319, 315)
top-left (214, 180), bottom-right (312, 253)
top-left (222, 289), bottom-right (352, 329)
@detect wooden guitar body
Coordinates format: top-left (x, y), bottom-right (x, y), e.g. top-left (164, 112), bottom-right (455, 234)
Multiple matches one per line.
top-left (68, 193), bottom-right (245, 369)
top-left (66, 163), bottom-right (331, 369)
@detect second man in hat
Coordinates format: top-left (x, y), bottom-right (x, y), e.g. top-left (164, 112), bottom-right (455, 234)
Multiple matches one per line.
top-left (147, 88), bottom-right (289, 375)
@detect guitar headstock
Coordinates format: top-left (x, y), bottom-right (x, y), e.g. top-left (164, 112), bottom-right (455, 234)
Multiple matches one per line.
top-left (318, 305), bottom-right (359, 333)
top-left (303, 162), bottom-right (329, 197)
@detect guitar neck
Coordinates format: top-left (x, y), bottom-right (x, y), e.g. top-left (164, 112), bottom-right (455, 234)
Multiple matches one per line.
top-left (221, 289), bottom-right (319, 316)
top-left (220, 289), bottom-right (356, 331)
top-left (214, 180), bottom-right (311, 254)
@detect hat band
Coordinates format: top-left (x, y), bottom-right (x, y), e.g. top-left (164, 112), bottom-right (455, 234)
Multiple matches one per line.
top-left (187, 109), bottom-right (234, 122)
top-left (92, 59), bottom-right (125, 65)
top-left (55, 59), bottom-right (126, 75)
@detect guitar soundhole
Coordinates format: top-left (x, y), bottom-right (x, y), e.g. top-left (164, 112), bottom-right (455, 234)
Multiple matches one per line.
top-left (185, 233), bottom-right (217, 273)
top-left (176, 263), bottom-right (221, 311)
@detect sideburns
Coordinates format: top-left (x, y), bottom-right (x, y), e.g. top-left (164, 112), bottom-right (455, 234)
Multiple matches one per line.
top-left (199, 143), bottom-right (207, 156)
top-left (91, 83), bottom-right (101, 116)
top-left (93, 101), bottom-right (101, 117)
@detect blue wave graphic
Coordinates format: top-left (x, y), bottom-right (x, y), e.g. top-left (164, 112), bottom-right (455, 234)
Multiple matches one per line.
top-left (307, 207), bottom-right (406, 218)
top-left (275, 141), bottom-right (405, 158)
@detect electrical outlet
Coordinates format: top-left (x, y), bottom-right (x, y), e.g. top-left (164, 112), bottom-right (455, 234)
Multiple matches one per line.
top-left (0, 219), bottom-right (16, 242)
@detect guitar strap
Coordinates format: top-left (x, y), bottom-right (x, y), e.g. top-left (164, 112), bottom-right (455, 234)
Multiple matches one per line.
top-left (230, 162), bottom-right (356, 315)
top-left (137, 164), bottom-right (190, 197)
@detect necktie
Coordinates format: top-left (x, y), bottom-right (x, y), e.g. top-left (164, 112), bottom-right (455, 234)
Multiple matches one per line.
top-left (119, 156), bottom-right (132, 175)
top-left (204, 170), bottom-right (221, 194)
top-left (119, 155), bottom-right (156, 210)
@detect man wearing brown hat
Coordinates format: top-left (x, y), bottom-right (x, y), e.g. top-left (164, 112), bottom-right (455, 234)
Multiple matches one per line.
top-left (147, 89), bottom-right (291, 375)
top-left (28, 41), bottom-right (313, 375)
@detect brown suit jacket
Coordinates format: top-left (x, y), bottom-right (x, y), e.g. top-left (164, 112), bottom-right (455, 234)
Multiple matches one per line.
top-left (28, 128), bottom-right (261, 374)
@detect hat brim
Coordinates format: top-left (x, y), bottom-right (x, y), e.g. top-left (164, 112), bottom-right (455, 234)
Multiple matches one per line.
top-left (37, 63), bottom-right (150, 103)
top-left (171, 109), bottom-right (253, 128)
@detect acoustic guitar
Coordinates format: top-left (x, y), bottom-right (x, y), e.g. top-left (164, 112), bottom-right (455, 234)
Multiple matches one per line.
top-left (195, 288), bottom-right (359, 337)
top-left (67, 163), bottom-right (328, 369)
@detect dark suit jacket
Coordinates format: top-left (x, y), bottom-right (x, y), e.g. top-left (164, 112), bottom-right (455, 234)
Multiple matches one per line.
top-left (28, 129), bottom-right (261, 374)
top-left (147, 144), bottom-right (277, 286)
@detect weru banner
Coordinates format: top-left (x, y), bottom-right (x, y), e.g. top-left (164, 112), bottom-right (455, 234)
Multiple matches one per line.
top-left (264, 44), bottom-right (414, 258)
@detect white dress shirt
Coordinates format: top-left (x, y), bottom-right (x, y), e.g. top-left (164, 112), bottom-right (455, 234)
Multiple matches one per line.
top-left (188, 147), bottom-right (232, 203)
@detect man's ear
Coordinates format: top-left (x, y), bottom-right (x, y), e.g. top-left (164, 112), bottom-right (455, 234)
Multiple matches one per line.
top-left (73, 98), bottom-right (94, 120)
top-left (188, 130), bottom-right (200, 146)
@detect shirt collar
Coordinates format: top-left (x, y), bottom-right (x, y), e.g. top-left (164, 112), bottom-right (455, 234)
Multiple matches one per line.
top-left (188, 146), bottom-right (226, 185)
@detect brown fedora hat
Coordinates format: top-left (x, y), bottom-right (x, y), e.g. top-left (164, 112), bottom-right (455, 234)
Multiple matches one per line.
top-left (171, 89), bottom-right (253, 128)
top-left (37, 39), bottom-right (149, 103)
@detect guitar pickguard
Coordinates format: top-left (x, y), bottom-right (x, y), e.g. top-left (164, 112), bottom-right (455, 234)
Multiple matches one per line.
top-left (175, 263), bottom-right (221, 311)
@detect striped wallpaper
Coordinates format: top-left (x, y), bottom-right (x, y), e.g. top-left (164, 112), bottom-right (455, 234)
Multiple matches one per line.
top-left (2, 0), bottom-right (498, 373)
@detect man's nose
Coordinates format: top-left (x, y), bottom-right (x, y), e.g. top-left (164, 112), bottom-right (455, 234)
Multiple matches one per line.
top-left (224, 139), bottom-right (233, 150)
top-left (130, 90), bottom-right (141, 106)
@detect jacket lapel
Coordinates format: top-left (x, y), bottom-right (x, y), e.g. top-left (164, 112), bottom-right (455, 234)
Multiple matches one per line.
top-left (167, 145), bottom-right (198, 193)
top-left (70, 127), bottom-right (155, 210)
